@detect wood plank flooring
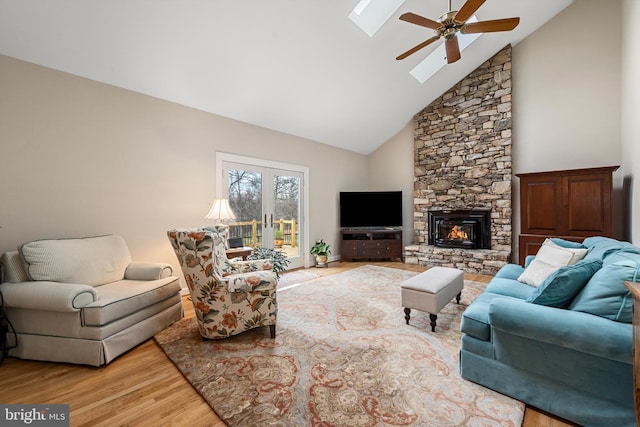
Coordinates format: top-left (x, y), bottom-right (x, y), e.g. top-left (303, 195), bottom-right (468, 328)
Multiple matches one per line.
top-left (0, 261), bottom-right (577, 426)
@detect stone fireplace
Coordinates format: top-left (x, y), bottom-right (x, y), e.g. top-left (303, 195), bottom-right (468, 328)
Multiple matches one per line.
top-left (404, 45), bottom-right (513, 275)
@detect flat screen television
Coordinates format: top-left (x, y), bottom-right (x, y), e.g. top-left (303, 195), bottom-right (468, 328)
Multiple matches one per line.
top-left (339, 191), bottom-right (403, 228)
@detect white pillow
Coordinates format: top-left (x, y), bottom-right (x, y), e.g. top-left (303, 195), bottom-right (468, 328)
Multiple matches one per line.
top-left (517, 239), bottom-right (588, 287)
top-left (517, 259), bottom-right (561, 287)
top-left (545, 239), bottom-right (588, 265)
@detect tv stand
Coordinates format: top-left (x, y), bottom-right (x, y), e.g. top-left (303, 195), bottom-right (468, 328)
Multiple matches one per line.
top-left (341, 229), bottom-right (403, 261)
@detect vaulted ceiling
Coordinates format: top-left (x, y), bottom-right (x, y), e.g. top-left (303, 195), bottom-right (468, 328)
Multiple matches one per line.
top-left (0, 0), bottom-right (573, 154)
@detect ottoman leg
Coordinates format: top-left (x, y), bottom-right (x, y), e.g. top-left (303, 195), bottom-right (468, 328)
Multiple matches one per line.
top-left (429, 314), bottom-right (437, 332)
top-left (404, 307), bottom-right (411, 325)
top-left (455, 292), bottom-right (461, 304)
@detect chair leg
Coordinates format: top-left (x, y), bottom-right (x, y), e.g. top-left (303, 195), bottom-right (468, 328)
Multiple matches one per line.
top-left (269, 324), bottom-right (276, 339)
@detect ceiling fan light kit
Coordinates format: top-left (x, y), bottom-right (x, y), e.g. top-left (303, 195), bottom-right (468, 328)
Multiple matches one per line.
top-left (396, 0), bottom-right (520, 64)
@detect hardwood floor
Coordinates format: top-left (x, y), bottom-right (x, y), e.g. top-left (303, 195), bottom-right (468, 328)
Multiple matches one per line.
top-left (0, 261), bottom-right (577, 427)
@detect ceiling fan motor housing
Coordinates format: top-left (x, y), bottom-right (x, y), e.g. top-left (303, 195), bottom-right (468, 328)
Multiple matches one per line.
top-left (439, 10), bottom-right (463, 39)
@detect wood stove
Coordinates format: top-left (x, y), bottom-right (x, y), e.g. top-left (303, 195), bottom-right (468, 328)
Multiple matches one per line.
top-left (428, 209), bottom-right (491, 249)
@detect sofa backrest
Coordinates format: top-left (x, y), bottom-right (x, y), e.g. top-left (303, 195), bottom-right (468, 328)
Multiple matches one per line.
top-left (582, 236), bottom-right (640, 262)
top-left (18, 235), bottom-right (132, 286)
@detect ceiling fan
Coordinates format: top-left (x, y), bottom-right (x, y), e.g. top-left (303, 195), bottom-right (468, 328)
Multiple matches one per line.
top-left (396, 0), bottom-right (520, 64)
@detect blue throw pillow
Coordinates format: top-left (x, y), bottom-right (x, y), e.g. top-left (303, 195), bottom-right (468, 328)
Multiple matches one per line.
top-left (527, 259), bottom-right (603, 308)
top-left (549, 238), bottom-right (585, 249)
top-left (569, 252), bottom-right (640, 323)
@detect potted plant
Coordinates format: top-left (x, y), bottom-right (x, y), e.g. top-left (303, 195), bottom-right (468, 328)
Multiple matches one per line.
top-left (274, 229), bottom-right (284, 248)
top-left (248, 246), bottom-right (290, 279)
top-left (310, 239), bottom-right (331, 267)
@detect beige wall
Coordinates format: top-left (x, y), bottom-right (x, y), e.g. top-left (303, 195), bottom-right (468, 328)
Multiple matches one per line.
top-left (0, 54), bottom-right (368, 268)
top-left (367, 120), bottom-right (415, 246)
top-left (621, 0), bottom-right (640, 244)
top-left (511, 0), bottom-right (624, 256)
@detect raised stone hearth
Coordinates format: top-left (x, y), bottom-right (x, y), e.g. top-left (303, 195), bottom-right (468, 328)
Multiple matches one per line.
top-left (405, 45), bottom-right (513, 275)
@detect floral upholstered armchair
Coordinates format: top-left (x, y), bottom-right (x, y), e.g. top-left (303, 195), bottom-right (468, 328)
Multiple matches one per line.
top-left (167, 227), bottom-right (277, 339)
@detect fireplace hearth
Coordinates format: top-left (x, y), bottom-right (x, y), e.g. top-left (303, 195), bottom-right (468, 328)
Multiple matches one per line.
top-left (428, 209), bottom-right (491, 249)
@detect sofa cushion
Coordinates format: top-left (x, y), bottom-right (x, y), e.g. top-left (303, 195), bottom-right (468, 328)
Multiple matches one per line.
top-left (20, 235), bottom-right (132, 286)
top-left (526, 258), bottom-right (603, 308)
top-left (461, 292), bottom-right (521, 341)
top-left (569, 252), bottom-right (640, 323)
top-left (82, 276), bottom-right (181, 326)
top-left (483, 277), bottom-right (535, 300)
top-left (494, 264), bottom-right (525, 280)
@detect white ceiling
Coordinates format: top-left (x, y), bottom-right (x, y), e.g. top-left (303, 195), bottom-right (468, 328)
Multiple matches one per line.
top-left (0, 0), bottom-right (573, 155)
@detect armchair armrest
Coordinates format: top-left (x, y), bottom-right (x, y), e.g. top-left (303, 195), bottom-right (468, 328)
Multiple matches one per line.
top-left (223, 270), bottom-right (278, 292)
top-left (124, 262), bottom-right (173, 280)
top-left (489, 298), bottom-right (632, 363)
top-left (0, 281), bottom-right (97, 312)
top-left (230, 259), bottom-right (273, 274)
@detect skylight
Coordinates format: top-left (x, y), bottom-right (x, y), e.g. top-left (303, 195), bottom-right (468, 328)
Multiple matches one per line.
top-left (349, 0), bottom-right (406, 37)
top-left (410, 17), bottom-right (481, 84)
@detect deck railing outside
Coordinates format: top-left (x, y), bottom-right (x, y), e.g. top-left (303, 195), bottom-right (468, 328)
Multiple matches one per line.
top-left (227, 218), bottom-right (298, 248)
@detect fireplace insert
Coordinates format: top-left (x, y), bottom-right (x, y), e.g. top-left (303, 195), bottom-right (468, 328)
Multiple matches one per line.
top-left (428, 209), bottom-right (491, 249)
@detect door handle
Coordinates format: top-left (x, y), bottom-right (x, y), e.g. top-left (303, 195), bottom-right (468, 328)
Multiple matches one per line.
top-left (270, 214), bottom-right (273, 228)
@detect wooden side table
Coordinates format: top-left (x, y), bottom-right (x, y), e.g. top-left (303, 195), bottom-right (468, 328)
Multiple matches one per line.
top-left (226, 247), bottom-right (252, 261)
top-left (624, 280), bottom-right (640, 426)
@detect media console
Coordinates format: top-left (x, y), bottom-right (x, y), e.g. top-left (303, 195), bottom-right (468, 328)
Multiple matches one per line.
top-left (340, 229), bottom-right (403, 261)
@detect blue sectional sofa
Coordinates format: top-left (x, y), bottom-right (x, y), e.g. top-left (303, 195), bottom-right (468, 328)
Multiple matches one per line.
top-left (460, 237), bottom-right (640, 427)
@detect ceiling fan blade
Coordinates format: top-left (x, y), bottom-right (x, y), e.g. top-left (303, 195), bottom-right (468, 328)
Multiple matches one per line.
top-left (445, 36), bottom-right (461, 64)
top-left (454, 0), bottom-right (486, 23)
top-left (396, 35), bottom-right (441, 60)
top-left (461, 17), bottom-right (520, 34)
top-left (399, 12), bottom-right (441, 30)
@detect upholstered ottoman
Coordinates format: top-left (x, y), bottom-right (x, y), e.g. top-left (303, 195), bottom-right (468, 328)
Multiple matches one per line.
top-left (401, 267), bottom-right (464, 332)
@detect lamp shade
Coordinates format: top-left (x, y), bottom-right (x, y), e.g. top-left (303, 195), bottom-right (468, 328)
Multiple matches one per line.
top-left (204, 199), bottom-right (236, 223)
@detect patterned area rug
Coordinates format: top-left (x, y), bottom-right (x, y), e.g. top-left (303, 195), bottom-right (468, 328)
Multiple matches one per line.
top-left (277, 269), bottom-right (321, 291)
top-left (155, 265), bottom-right (524, 426)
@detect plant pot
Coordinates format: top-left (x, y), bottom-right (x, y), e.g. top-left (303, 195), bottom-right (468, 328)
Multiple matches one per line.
top-left (274, 238), bottom-right (284, 248)
top-left (315, 254), bottom-right (328, 267)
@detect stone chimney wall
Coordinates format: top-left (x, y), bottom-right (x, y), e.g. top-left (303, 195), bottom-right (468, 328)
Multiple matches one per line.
top-left (405, 45), bottom-right (513, 275)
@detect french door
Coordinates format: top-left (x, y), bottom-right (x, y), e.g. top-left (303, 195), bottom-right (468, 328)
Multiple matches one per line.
top-left (217, 153), bottom-right (308, 270)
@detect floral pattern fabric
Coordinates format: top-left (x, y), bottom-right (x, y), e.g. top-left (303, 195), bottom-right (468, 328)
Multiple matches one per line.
top-left (167, 228), bottom-right (277, 339)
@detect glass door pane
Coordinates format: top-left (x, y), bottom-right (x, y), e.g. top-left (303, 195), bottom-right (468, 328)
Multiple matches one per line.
top-left (272, 170), bottom-right (302, 264)
top-left (227, 168), bottom-right (264, 248)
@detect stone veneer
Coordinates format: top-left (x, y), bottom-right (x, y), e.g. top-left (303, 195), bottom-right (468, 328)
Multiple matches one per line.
top-left (405, 45), bottom-right (513, 275)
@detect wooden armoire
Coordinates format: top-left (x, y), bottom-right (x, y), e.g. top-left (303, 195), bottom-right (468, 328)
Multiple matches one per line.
top-left (516, 165), bottom-right (619, 265)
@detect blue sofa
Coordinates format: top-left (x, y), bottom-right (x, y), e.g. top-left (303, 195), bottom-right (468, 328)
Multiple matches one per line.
top-left (460, 237), bottom-right (640, 427)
